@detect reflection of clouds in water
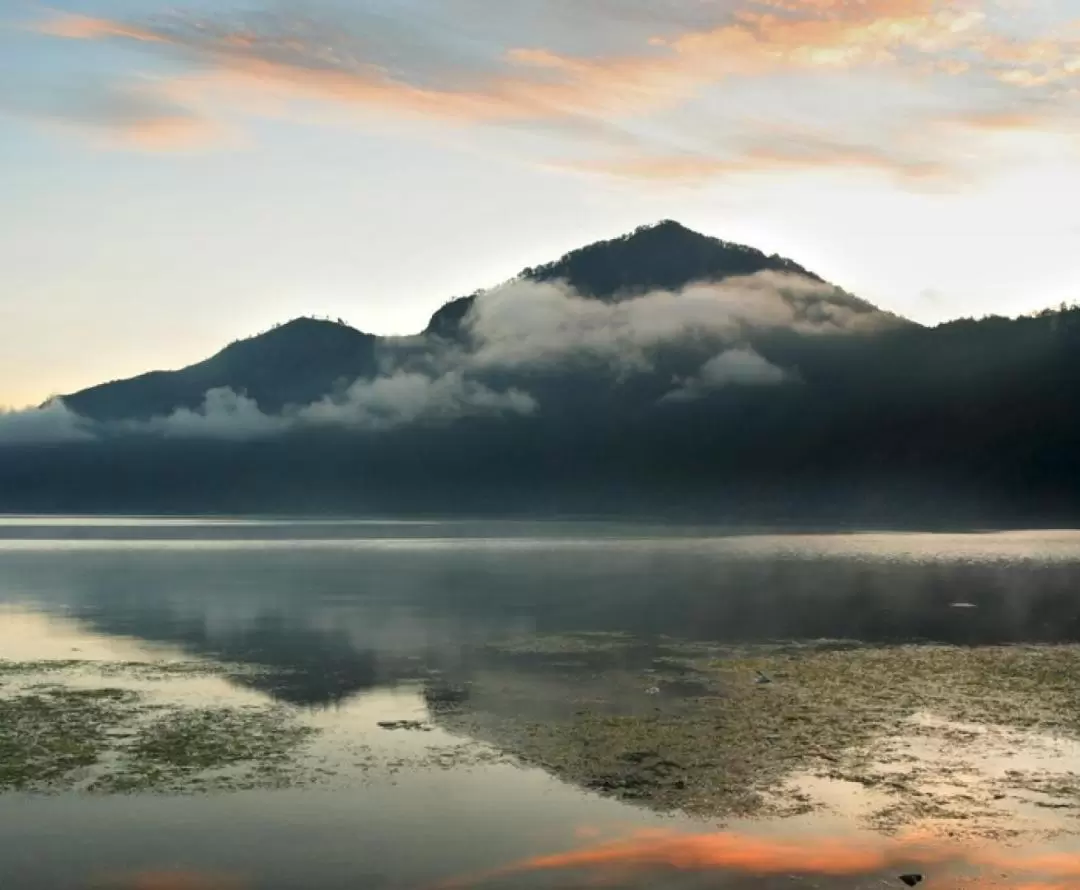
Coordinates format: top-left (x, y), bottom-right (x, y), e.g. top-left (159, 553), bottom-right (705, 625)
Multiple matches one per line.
top-left (93, 870), bottom-right (248, 890)
top-left (440, 827), bottom-right (1080, 889)
top-left (439, 828), bottom-right (958, 887)
top-left (720, 530), bottom-right (1080, 563)
top-left (0, 607), bottom-right (186, 663)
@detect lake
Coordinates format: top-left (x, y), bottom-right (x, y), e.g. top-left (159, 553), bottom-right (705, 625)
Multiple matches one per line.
top-left (3, 518), bottom-right (1080, 890)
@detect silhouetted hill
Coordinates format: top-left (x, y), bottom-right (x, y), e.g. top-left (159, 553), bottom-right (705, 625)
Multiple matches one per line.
top-left (63, 318), bottom-right (377, 422)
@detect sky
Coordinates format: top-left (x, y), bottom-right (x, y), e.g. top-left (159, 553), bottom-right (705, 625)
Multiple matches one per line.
top-left (1, 0), bottom-right (1079, 408)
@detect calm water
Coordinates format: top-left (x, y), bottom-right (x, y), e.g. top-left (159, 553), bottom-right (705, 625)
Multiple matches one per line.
top-left (4, 518), bottom-right (1080, 890)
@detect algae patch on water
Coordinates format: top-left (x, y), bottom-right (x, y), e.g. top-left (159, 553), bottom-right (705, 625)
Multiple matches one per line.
top-left (91, 706), bottom-right (318, 793)
top-left (434, 635), bottom-right (1080, 837)
top-left (0, 686), bottom-right (139, 791)
top-left (0, 660), bottom-right (319, 794)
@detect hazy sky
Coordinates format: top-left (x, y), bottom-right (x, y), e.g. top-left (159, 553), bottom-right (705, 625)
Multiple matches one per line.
top-left (2, 0), bottom-right (1080, 407)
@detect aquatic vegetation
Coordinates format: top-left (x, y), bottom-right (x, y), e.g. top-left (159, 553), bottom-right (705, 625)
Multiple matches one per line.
top-left (0, 686), bottom-right (140, 791)
top-left (0, 660), bottom-right (318, 794)
top-left (0, 659), bottom-right (87, 677)
top-left (92, 706), bottom-right (318, 793)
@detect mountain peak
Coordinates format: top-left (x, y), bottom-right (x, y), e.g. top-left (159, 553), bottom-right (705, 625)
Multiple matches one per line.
top-left (63, 315), bottom-right (377, 422)
top-left (520, 220), bottom-right (822, 301)
top-left (425, 221), bottom-right (831, 337)
top-left (252, 316), bottom-right (359, 339)
top-left (628, 218), bottom-right (704, 239)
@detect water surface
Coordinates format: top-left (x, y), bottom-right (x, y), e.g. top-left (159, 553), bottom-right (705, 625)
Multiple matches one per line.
top-left (3, 519), bottom-right (1080, 890)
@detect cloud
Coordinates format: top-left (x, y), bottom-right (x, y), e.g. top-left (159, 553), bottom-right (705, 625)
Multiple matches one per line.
top-left (106, 113), bottom-right (226, 151)
top-left (33, 3), bottom-right (975, 123)
top-left (35, 14), bottom-right (166, 43)
top-left (0, 400), bottom-right (95, 445)
top-left (937, 103), bottom-right (1079, 137)
top-left (946, 108), bottom-right (1049, 130)
top-left (118, 388), bottom-right (290, 440)
top-left (26, 1), bottom-right (1080, 178)
top-left (0, 75), bottom-right (227, 152)
top-left (463, 271), bottom-right (898, 375)
top-left (660, 347), bottom-right (790, 402)
top-left (295, 370), bottom-right (538, 430)
top-left (560, 139), bottom-right (953, 184)
top-left (101, 373), bottom-right (536, 442)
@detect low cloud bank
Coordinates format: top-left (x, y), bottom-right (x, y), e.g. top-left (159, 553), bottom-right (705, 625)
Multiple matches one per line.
top-left (461, 270), bottom-right (887, 402)
top-left (0, 376), bottom-right (536, 445)
top-left (1, 271), bottom-right (892, 444)
top-left (296, 370), bottom-right (537, 431)
top-left (119, 388), bottom-right (291, 440)
top-left (466, 271), bottom-right (890, 377)
top-left (0, 400), bottom-right (95, 445)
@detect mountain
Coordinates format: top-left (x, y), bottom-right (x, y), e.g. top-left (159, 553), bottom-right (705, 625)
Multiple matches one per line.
top-left (5, 220), bottom-right (1080, 524)
top-left (59, 220), bottom-right (876, 423)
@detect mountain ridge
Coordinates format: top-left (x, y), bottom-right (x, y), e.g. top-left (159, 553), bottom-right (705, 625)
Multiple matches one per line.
top-left (62, 220), bottom-right (872, 422)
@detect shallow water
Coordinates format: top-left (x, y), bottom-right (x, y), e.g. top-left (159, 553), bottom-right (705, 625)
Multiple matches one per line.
top-left (4, 518), bottom-right (1080, 889)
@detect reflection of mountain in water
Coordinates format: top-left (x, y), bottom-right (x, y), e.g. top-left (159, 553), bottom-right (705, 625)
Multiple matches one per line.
top-left (75, 604), bottom-right (392, 705)
top-left (6, 528), bottom-right (1080, 706)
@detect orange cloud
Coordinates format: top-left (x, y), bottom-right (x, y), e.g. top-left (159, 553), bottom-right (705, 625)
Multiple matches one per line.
top-left (35, 13), bottom-right (164, 43)
top-left (27, 2), bottom-right (1080, 176)
top-left (562, 140), bottom-right (952, 185)
top-left (109, 114), bottom-right (227, 151)
top-left (945, 109), bottom-right (1047, 130)
top-left (28, 3), bottom-right (995, 125)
